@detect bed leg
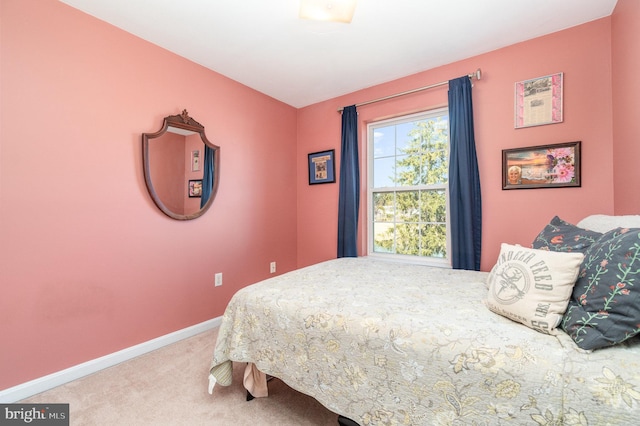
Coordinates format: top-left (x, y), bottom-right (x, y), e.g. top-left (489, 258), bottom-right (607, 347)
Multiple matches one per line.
top-left (337, 415), bottom-right (360, 426)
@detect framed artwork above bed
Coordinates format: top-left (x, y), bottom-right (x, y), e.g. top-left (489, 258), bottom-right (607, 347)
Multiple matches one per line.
top-left (502, 141), bottom-right (581, 190)
top-left (514, 72), bottom-right (563, 128)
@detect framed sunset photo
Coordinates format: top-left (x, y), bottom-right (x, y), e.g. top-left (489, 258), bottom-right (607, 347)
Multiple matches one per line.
top-left (502, 141), bottom-right (581, 190)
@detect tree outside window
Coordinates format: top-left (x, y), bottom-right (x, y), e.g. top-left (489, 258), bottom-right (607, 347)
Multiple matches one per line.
top-left (369, 108), bottom-right (449, 264)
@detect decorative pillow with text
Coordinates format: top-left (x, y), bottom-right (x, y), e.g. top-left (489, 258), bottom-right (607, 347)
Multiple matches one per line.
top-left (486, 243), bottom-right (584, 335)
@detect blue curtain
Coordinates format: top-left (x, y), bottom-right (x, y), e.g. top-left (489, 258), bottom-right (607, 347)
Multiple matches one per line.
top-left (200, 145), bottom-right (215, 208)
top-left (448, 76), bottom-right (482, 270)
top-left (337, 105), bottom-right (359, 257)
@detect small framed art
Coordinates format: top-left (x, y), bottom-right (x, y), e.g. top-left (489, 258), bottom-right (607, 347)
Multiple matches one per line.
top-left (308, 149), bottom-right (335, 185)
top-left (502, 141), bottom-right (581, 190)
top-left (188, 179), bottom-right (203, 197)
top-left (191, 150), bottom-right (200, 171)
top-left (515, 72), bottom-right (563, 128)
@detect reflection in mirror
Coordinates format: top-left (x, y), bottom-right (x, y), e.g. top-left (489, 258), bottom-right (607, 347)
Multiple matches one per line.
top-left (143, 110), bottom-right (220, 220)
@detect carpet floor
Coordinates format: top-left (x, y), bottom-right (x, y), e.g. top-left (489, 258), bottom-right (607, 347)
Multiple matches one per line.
top-left (20, 328), bottom-right (339, 425)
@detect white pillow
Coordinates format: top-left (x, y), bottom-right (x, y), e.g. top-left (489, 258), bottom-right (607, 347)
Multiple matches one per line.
top-left (576, 214), bottom-right (640, 233)
top-left (485, 243), bottom-right (584, 335)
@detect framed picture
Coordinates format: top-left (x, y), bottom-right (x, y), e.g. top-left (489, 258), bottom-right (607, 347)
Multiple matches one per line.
top-left (515, 72), bottom-right (563, 128)
top-left (502, 141), bottom-right (581, 190)
top-left (308, 149), bottom-right (336, 185)
top-left (191, 150), bottom-right (200, 172)
top-left (188, 179), bottom-right (203, 197)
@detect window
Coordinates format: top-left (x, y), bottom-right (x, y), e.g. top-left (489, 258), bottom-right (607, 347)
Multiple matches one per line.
top-left (367, 108), bottom-right (450, 267)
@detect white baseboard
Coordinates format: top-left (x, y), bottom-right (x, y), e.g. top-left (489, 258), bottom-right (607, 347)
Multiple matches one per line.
top-left (0, 317), bottom-right (221, 403)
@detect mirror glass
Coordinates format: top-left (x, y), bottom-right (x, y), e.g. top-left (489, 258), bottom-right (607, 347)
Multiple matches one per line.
top-left (143, 110), bottom-right (220, 220)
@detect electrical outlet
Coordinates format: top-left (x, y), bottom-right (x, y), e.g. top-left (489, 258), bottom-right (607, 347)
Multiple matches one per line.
top-left (270, 262), bottom-right (276, 274)
top-left (215, 273), bottom-right (223, 287)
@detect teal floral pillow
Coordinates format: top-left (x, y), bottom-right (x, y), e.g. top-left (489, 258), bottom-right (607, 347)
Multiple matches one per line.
top-left (561, 228), bottom-right (640, 350)
top-left (532, 216), bottom-right (602, 253)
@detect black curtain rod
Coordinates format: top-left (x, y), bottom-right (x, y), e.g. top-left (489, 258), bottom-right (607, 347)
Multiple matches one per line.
top-left (337, 68), bottom-right (482, 112)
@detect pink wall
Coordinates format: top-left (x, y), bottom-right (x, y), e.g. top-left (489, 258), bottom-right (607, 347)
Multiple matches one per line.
top-left (297, 17), bottom-right (616, 271)
top-left (611, 0), bottom-right (640, 213)
top-left (2, 0), bottom-right (634, 392)
top-left (0, 0), bottom-right (298, 389)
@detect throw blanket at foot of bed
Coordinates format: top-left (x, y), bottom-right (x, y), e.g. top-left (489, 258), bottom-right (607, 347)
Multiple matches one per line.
top-left (209, 257), bottom-right (640, 425)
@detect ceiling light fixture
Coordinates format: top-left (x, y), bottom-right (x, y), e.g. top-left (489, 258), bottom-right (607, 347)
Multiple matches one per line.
top-left (299, 0), bottom-right (357, 23)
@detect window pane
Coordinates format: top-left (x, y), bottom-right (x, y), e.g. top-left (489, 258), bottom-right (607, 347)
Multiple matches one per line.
top-left (396, 191), bottom-right (419, 222)
top-left (373, 222), bottom-right (394, 253)
top-left (373, 156), bottom-right (395, 187)
top-left (373, 126), bottom-right (395, 158)
top-left (395, 122), bottom-right (414, 155)
top-left (395, 223), bottom-right (420, 255)
top-left (423, 148), bottom-right (448, 184)
top-left (420, 224), bottom-right (447, 257)
top-left (395, 154), bottom-right (421, 186)
top-left (373, 192), bottom-right (394, 222)
top-left (420, 190), bottom-right (446, 222)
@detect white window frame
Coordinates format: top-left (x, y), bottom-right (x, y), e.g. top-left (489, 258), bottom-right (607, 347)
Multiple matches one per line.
top-left (366, 108), bottom-right (451, 268)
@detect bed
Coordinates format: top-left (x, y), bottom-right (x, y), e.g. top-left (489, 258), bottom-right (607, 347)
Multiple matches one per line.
top-left (209, 215), bottom-right (640, 425)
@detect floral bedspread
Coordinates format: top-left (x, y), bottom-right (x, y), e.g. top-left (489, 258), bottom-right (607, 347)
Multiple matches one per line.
top-left (209, 257), bottom-right (640, 425)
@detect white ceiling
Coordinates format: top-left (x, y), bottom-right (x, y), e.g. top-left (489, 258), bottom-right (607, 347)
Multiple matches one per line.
top-left (59, 0), bottom-right (617, 108)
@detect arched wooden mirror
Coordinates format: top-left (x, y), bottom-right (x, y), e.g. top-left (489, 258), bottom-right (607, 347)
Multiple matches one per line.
top-left (143, 110), bottom-right (220, 220)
